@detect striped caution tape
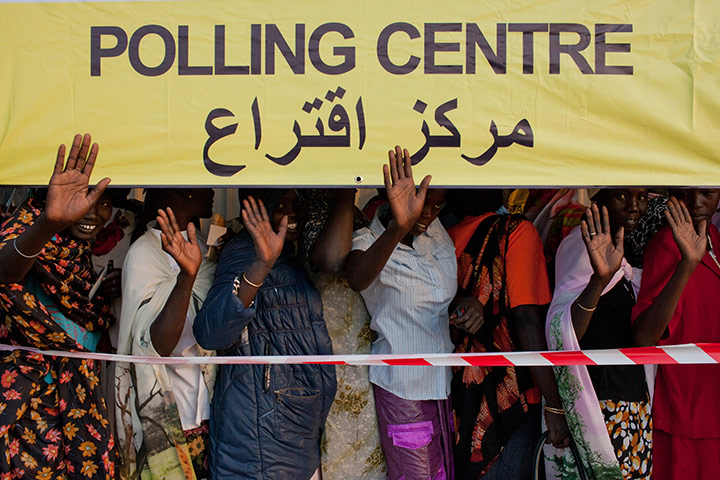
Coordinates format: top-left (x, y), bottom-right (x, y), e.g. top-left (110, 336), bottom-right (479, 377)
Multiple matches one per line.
top-left (2, 343), bottom-right (720, 366)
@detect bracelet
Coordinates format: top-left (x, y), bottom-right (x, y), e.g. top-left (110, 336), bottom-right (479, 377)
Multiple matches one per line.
top-left (545, 405), bottom-right (565, 415)
top-left (575, 299), bottom-right (597, 312)
top-left (242, 272), bottom-right (263, 289)
top-left (13, 238), bottom-right (42, 259)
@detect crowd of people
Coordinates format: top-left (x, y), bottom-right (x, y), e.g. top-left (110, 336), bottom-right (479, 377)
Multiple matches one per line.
top-left (0, 134), bottom-right (718, 480)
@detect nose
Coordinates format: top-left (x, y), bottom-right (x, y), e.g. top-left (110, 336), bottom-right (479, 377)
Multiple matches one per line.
top-left (627, 196), bottom-right (640, 212)
top-left (690, 191), bottom-right (704, 210)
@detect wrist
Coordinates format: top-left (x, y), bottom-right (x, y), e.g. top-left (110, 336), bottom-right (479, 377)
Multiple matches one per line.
top-left (589, 272), bottom-right (613, 287)
top-left (37, 212), bottom-right (68, 233)
top-left (386, 219), bottom-right (411, 238)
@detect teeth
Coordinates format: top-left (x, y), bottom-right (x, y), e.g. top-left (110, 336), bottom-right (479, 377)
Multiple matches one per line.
top-left (76, 224), bottom-right (96, 232)
top-left (287, 223), bottom-right (298, 230)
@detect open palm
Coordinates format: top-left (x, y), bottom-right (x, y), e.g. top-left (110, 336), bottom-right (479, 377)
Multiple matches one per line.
top-left (384, 146), bottom-right (431, 232)
top-left (581, 204), bottom-right (624, 281)
top-left (45, 134), bottom-right (111, 226)
top-left (242, 196), bottom-right (286, 268)
top-left (157, 207), bottom-right (202, 276)
top-left (665, 196), bottom-right (707, 264)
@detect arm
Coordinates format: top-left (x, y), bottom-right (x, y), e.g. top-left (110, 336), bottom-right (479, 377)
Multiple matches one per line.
top-left (194, 196), bottom-right (286, 351)
top-left (149, 207), bottom-right (202, 356)
top-left (0, 134), bottom-right (110, 284)
top-left (633, 197), bottom-right (705, 346)
top-left (308, 189), bottom-right (356, 274)
top-left (346, 146), bottom-right (430, 291)
top-left (571, 204), bottom-right (625, 340)
top-left (512, 304), bottom-right (571, 449)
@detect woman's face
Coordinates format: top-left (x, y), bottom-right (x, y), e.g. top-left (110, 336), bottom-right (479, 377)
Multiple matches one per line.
top-left (272, 190), bottom-right (306, 242)
top-left (596, 188), bottom-right (648, 233)
top-left (67, 192), bottom-right (113, 241)
top-left (670, 188), bottom-right (720, 226)
top-left (408, 189), bottom-right (447, 236)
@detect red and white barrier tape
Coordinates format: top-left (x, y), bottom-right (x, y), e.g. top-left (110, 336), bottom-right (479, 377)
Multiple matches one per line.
top-left (2, 343), bottom-right (720, 366)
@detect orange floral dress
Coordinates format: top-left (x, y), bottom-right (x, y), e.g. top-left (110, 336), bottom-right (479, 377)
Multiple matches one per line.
top-left (0, 199), bottom-right (117, 479)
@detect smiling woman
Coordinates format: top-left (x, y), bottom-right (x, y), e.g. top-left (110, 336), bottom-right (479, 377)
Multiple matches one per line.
top-left (546, 188), bottom-right (653, 480)
top-left (0, 134), bottom-right (118, 480)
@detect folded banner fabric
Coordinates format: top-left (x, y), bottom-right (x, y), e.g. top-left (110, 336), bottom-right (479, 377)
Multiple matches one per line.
top-left (2, 343), bottom-right (720, 366)
top-left (1, 0), bottom-right (719, 186)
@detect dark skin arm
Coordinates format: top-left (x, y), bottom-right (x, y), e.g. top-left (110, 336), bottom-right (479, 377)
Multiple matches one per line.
top-left (149, 207), bottom-right (202, 357)
top-left (308, 189), bottom-right (356, 274)
top-left (0, 134), bottom-right (110, 284)
top-left (512, 304), bottom-right (572, 449)
top-left (571, 204), bottom-right (625, 340)
top-left (449, 297), bottom-right (571, 448)
top-left (347, 146), bottom-right (431, 291)
top-left (633, 197), bottom-right (705, 346)
top-left (235, 196), bottom-right (287, 308)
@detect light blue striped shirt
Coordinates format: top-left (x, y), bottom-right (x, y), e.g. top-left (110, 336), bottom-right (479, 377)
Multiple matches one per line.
top-left (352, 210), bottom-right (457, 400)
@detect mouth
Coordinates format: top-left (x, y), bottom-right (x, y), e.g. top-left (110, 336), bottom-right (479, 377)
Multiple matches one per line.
top-left (620, 218), bottom-right (639, 228)
top-left (692, 214), bottom-right (709, 223)
top-left (75, 223), bottom-right (99, 234)
top-left (286, 222), bottom-right (298, 232)
top-left (414, 222), bottom-right (428, 233)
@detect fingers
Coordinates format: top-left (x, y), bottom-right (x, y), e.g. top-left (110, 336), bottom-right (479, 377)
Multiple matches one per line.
top-left (591, 203), bottom-right (602, 235)
top-left (417, 175), bottom-right (432, 201)
top-left (187, 221), bottom-right (198, 246)
top-left (156, 208), bottom-right (175, 240)
top-left (248, 196), bottom-right (263, 221)
top-left (65, 134), bottom-right (82, 171)
top-left (601, 205), bottom-right (611, 234)
top-left (697, 219), bottom-right (707, 239)
top-left (167, 207), bottom-right (181, 234)
top-left (276, 215), bottom-right (289, 241)
top-left (580, 219), bottom-right (590, 244)
top-left (82, 143), bottom-right (100, 176)
top-left (77, 134), bottom-right (92, 169)
top-left (257, 199), bottom-right (270, 223)
top-left (677, 198), bottom-right (693, 224)
top-left (584, 207), bottom-right (596, 236)
top-left (242, 198), bottom-right (260, 227)
top-left (402, 148), bottom-right (412, 179)
top-left (85, 177), bottom-right (111, 205)
top-left (387, 148), bottom-right (400, 184)
top-left (614, 226), bottom-right (625, 251)
top-left (54, 144), bottom-right (66, 175)
top-left (383, 164), bottom-right (392, 190)
top-left (159, 232), bottom-right (170, 251)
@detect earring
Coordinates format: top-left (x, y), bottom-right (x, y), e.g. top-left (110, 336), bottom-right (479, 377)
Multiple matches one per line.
top-left (188, 193), bottom-right (193, 199)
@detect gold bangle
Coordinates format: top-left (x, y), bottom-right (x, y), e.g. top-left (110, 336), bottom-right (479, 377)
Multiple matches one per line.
top-left (575, 299), bottom-right (597, 312)
top-left (545, 405), bottom-right (565, 415)
top-left (242, 272), bottom-right (263, 289)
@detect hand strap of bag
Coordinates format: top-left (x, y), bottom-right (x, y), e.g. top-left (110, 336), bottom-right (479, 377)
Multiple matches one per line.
top-left (532, 431), bottom-right (591, 480)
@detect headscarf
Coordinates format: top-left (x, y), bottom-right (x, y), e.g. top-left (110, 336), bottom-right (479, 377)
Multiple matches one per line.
top-left (543, 226), bottom-right (637, 479)
top-left (0, 198), bottom-right (117, 479)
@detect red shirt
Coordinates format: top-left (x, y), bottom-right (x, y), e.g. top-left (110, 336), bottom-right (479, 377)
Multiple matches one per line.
top-left (632, 225), bottom-right (720, 438)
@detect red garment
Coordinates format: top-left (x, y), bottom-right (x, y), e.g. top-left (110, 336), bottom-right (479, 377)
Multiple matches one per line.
top-left (632, 225), bottom-right (720, 439)
top-left (653, 429), bottom-right (720, 480)
top-left (449, 214), bottom-right (552, 309)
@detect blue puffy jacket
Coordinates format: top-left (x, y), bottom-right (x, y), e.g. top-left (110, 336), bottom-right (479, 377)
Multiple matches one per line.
top-left (194, 232), bottom-right (336, 480)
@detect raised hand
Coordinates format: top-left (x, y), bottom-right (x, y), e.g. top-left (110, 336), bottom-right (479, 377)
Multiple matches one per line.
top-left (157, 207), bottom-right (202, 277)
top-left (242, 196), bottom-right (286, 268)
top-left (45, 134), bottom-right (111, 227)
top-left (665, 196), bottom-right (707, 264)
top-left (581, 203), bottom-right (624, 282)
top-left (383, 146), bottom-right (432, 232)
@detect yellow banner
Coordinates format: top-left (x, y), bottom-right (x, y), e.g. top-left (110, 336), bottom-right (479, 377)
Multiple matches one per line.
top-left (1, 0), bottom-right (718, 186)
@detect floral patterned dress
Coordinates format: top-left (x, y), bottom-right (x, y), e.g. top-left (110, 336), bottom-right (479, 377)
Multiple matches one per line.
top-left (0, 199), bottom-right (117, 480)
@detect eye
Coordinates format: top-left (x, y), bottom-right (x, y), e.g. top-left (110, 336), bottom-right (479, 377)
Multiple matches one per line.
top-left (434, 202), bottom-right (446, 210)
